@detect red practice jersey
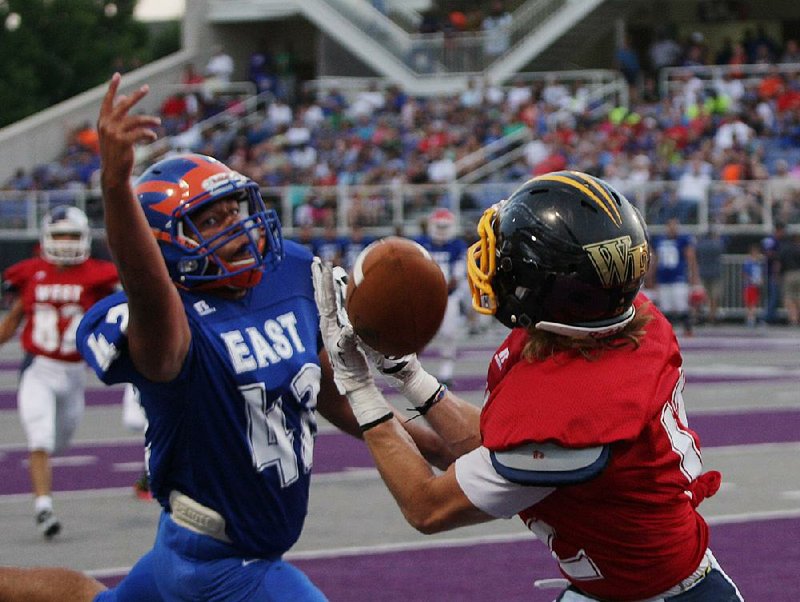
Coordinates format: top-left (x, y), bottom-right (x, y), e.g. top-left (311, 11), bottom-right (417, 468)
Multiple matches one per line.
top-left (481, 295), bottom-right (719, 601)
top-left (3, 257), bottom-right (119, 362)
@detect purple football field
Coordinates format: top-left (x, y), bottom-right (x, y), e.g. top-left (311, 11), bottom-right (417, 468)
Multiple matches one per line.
top-left (0, 409), bottom-right (799, 495)
top-left (95, 517), bottom-right (799, 600)
top-left (2, 329), bottom-right (799, 599)
top-left (294, 517), bottom-right (799, 601)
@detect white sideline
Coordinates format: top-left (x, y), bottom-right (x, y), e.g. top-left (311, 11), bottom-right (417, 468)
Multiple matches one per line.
top-left (81, 507), bottom-right (800, 580)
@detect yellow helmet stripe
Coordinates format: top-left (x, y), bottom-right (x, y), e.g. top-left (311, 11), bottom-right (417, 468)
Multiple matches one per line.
top-left (534, 173), bottom-right (622, 227)
top-left (570, 171), bottom-right (622, 224)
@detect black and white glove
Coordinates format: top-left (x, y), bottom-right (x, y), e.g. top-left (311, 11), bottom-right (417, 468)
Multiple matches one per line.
top-left (363, 349), bottom-right (447, 417)
top-left (324, 265), bottom-right (446, 417)
top-left (312, 258), bottom-right (393, 431)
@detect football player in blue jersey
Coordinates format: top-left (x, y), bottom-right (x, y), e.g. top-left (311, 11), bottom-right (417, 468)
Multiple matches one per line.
top-left (0, 73), bottom-right (452, 602)
top-left (416, 208), bottom-right (468, 386)
top-left (649, 218), bottom-right (700, 336)
top-left (312, 221), bottom-right (347, 267)
top-left (341, 223), bottom-right (374, 273)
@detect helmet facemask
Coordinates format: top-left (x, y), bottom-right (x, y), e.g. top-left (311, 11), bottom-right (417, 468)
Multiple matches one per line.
top-left (169, 185), bottom-right (283, 290)
top-left (136, 154), bottom-right (284, 291)
top-left (41, 205), bottom-right (91, 265)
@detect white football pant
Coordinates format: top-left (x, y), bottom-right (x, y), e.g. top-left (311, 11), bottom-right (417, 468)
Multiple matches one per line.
top-left (18, 356), bottom-right (86, 454)
top-left (436, 294), bottom-right (463, 382)
top-left (656, 282), bottom-right (689, 314)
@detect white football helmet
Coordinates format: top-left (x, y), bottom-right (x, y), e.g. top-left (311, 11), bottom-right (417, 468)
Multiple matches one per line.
top-left (428, 208), bottom-right (457, 245)
top-left (41, 205), bottom-right (91, 265)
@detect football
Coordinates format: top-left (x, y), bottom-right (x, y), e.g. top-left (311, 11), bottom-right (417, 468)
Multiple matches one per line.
top-left (345, 236), bottom-right (448, 356)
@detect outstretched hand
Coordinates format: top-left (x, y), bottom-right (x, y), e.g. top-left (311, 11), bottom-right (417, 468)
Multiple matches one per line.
top-left (97, 73), bottom-right (161, 186)
top-left (319, 264), bottom-right (443, 414)
top-left (312, 258), bottom-right (393, 430)
top-left (312, 259), bottom-right (372, 396)
top-left (362, 347), bottom-right (444, 414)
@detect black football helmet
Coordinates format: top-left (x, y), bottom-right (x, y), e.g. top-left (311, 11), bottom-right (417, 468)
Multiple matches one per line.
top-left (467, 171), bottom-right (650, 338)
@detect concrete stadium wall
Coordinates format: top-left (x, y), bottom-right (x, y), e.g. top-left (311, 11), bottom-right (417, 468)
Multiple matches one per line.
top-left (0, 50), bottom-right (198, 184)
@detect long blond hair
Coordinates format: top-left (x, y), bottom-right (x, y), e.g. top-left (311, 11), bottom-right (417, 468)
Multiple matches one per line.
top-left (522, 302), bottom-right (654, 362)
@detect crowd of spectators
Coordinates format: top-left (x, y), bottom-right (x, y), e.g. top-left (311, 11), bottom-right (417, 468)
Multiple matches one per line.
top-left (3, 23), bottom-right (800, 235)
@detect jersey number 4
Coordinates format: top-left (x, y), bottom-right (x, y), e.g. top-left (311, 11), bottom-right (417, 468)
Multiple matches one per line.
top-left (241, 363), bottom-right (320, 488)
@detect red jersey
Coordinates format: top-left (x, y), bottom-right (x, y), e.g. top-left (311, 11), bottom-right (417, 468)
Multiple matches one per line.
top-left (3, 257), bottom-right (119, 362)
top-left (481, 296), bottom-right (719, 601)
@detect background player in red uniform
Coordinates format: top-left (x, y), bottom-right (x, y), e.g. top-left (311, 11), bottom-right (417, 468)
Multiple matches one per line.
top-left (415, 208), bottom-right (468, 386)
top-left (314, 171), bottom-right (744, 601)
top-left (0, 205), bottom-right (119, 539)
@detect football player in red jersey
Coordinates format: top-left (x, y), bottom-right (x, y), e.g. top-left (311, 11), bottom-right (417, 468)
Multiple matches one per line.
top-left (314, 171), bottom-right (743, 601)
top-left (0, 205), bottom-right (119, 539)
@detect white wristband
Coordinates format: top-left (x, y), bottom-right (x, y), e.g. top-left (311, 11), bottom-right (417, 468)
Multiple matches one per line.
top-left (347, 384), bottom-right (393, 430)
top-left (401, 368), bottom-right (441, 409)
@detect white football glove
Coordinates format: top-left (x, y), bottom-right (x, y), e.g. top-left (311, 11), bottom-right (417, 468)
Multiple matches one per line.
top-left (362, 348), bottom-right (446, 416)
top-left (330, 265), bottom-right (352, 329)
top-left (326, 266), bottom-right (445, 415)
top-left (312, 258), bottom-right (393, 430)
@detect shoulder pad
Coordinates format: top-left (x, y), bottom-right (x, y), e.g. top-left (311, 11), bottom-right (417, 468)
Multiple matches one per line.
top-left (490, 442), bottom-right (609, 486)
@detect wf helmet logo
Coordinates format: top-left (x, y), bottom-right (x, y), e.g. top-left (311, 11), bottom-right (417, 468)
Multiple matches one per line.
top-left (583, 236), bottom-right (649, 288)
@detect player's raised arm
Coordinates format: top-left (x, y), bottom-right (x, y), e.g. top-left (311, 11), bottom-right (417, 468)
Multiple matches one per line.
top-left (97, 73), bottom-right (189, 382)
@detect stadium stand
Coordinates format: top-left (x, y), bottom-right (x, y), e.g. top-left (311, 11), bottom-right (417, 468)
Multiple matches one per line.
top-left (1, 0), bottom-right (799, 320)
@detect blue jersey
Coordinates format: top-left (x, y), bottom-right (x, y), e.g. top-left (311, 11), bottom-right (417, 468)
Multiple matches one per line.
top-left (743, 258), bottom-right (764, 286)
top-left (416, 236), bottom-right (468, 293)
top-left (341, 235), bottom-right (374, 272)
top-left (653, 234), bottom-right (694, 284)
top-left (313, 235), bottom-right (347, 266)
top-left (77, 242), bottom-right (322, 558)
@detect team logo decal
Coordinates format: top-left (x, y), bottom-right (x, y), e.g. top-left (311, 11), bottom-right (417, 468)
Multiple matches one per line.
top-left (202, 171), bottom-right (247, 193)
top-left (583, 236), bottom-right (649, 288)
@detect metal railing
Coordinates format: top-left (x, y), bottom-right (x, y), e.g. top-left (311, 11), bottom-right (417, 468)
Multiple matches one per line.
top-left (659, 61), bottom-right (800, 98)
top-left (2, 178), bottom-right (797, 240)
top-left (303, 68), bottom-right (625, 104)
top-left (317, 0), bottom-right (568, 76)
top-left (404, 0), bottom-right (567, 75)
top-left (718, 254), bottom-right (772, 320)
top-left (136, 82), bottom-right (264, 165)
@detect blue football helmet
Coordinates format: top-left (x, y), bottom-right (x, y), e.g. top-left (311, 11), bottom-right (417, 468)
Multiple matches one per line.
top-left (134, 153), bottom-right (283, 290)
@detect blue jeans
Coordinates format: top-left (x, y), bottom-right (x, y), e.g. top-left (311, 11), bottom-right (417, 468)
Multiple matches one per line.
top-left (95, 512), bottom-right (327, 601)
top-left (764, 276), bottom-right (782, 323)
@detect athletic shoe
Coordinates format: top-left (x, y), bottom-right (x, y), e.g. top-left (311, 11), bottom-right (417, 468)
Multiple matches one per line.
top-left (36, 509), bottom-right (61, 539)
top-left (134, 472), bottom-right (153, 501)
